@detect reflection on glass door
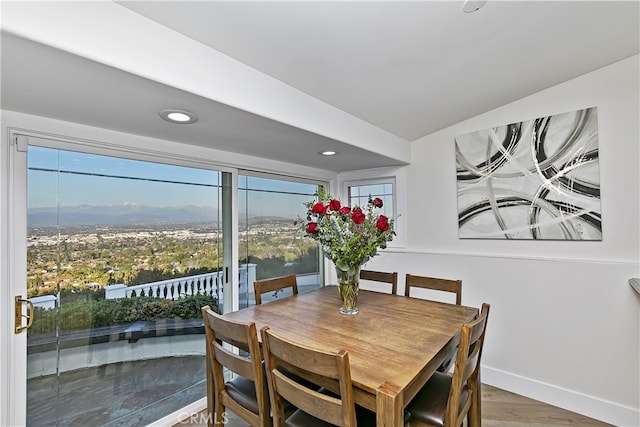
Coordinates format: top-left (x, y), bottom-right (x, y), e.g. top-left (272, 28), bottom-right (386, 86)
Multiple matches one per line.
top-left (238, 175), bottom-right (322, 308)
top-left (26, 146), bottom-right (223, 426)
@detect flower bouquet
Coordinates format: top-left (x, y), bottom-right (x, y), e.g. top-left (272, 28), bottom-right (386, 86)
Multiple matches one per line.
top-left (302, 187), bottom-right (395, 314)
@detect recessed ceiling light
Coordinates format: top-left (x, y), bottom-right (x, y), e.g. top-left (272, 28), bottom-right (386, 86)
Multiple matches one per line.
top-left (159, 109), bottom-right (198, 124)
top-left (462, 0), bottom-right (487, 13)
top-left (319, 150), bottom-right (337, 156)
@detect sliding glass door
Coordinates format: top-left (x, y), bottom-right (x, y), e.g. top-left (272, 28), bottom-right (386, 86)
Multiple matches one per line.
top-left (8, 134), bottom-right (328, 426)
top-left (26, 145), bottom-right (224, 426)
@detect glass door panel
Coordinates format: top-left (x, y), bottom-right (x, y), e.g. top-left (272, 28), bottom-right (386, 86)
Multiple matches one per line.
top-left (27, 146), bottom-right (223, 426)
top-left (238, 175), bottom-right (322, 308)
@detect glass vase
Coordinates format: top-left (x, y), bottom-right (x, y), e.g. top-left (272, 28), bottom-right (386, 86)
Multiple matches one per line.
top-left (336, 264), bottom-right (361, 315)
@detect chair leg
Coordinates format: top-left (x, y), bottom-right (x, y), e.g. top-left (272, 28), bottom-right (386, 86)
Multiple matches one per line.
top-left (205, 361), bottom-right (215, 427)
top-left (213, 401), bottom-right (225, 426)
top-left (467, 377), bottom-right (481, 427)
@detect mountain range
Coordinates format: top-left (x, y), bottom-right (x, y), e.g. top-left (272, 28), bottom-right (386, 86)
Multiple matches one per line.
top-left (28, 204), bottom-right (220, 227)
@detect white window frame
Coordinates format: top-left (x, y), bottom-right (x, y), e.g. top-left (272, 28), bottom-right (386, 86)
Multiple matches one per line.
top-left (338, 166), bottom-right (406, 248)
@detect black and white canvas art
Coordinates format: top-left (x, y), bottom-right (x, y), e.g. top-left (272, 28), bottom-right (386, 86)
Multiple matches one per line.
top-left (455, 107), bottom-right (601, 240)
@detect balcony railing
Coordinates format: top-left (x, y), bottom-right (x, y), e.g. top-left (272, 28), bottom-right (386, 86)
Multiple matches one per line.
top-left (29, 264), bottom-right (257, 309)
top-left (29, 265), bottom-right (323, 312)
top-left (103, 264), bottom-right (256, 301)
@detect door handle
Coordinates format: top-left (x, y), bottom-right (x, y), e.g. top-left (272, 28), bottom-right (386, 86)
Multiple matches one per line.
top-left (15, 295), bottom-right (34, 334)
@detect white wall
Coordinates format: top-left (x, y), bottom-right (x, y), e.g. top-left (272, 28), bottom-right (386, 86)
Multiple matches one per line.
top-left (364, 55), bottom-right (640, 425)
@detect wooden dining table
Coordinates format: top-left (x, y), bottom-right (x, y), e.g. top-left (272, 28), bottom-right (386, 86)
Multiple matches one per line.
top-left (224, 285), bottom-right (479, 427)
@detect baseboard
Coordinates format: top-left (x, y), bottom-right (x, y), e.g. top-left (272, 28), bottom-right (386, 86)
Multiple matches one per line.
top-left (483, 365), bottom-right (640, 427)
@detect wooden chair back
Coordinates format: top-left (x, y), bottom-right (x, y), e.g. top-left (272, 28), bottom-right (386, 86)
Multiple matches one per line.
top-left (359, 269), bottom-right (398, 295)
top-left (201, 306), bottom-right (271, 427)
top-left (260, 326), bottom-right (358, 427)
top-left (447, 303), bottom-right (490, 426)
top-left (254, 274), bottom-right (299, 305)
top-left (404, 273), bottom-right (462, 305)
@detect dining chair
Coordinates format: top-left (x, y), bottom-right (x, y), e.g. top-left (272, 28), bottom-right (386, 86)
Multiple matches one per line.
top-left (260, 325), bottom-right (376, 427)
top-left (254, 274), bottom-right (299, 305)
top-left (404, 274), bottom-right (462, 305)
top-left (405, 303), bottom-right (490, 427)
top-left (359, 269), bottom-right (398, 295)
top-left (201, 306), bottom-right (271, 427)
top-left (405, 274), bottom-right (463, 372)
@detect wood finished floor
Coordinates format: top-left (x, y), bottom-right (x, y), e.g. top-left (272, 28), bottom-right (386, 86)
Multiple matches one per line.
top-left (176, 384), bottom-right (612, 427)
top-left (479, 385), bottom-right (611, 427)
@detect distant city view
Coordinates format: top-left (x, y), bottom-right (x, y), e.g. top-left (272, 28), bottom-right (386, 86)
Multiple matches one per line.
top-left (27, 213), bottom-right (317, 298)
top-left (26, 146), bottom-right (321, 299)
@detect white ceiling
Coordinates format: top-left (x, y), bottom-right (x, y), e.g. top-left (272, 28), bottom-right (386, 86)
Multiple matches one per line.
top-left (2, 1), bottom-right (639, 172)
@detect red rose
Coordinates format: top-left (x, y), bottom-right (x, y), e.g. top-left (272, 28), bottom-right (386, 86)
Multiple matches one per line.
top-left (339, 206), bottom-right (351, 215)
top-left (351, 208), bottom-right (365, 224)
top-left (311, 202), bottom-right (327, 215)
top-left (376, 215), bottom-right (389, 231)
top-left (372, 198), bottom-right (383, 208)
top-left (329, 199), bottom-right (341, 211)
top-left (306, 222), bottom-right (319, 234)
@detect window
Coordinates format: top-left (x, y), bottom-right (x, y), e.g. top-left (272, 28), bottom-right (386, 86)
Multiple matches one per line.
top-left (340, 167), bottom-right (405, 247)
top-left (348, 181), bottom-right (394, 219)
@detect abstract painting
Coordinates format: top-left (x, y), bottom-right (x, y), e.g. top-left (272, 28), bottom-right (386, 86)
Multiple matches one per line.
top-left (455, 107), bottom-right (601, 240)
